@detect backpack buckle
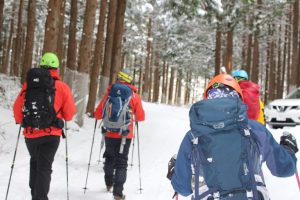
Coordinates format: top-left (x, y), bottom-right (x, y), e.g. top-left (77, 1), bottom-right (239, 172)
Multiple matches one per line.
top-left (246, 190), bottom-right (253, 199)
top-left (244, 128), bottom-right (251, 136)
top-left (213, 192), bottom-right (220, 199)
top-left (192, 137), bottom-right (198, 145)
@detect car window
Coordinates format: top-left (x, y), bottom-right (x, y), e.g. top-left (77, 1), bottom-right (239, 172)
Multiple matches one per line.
top-left (286, 89), bottom-right (300, 99)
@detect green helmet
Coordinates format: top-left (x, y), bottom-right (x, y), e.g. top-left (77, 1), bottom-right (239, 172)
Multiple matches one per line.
top-left (40, 52), bottom-right (59, 68)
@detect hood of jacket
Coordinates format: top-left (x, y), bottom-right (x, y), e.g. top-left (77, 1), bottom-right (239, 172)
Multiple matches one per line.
top-left (189, 97), bottom-right (248, 137)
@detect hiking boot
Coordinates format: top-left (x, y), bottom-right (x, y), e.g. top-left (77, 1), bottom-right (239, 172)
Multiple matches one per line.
top-left (106, 185), bottom-right (113, 192)
top-left (114, 194), bottom-right (126, 200)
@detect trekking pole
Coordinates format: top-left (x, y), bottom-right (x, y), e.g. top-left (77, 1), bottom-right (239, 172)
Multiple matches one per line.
top-left (5, 125), bottom-right (22, 200)
top-left (83, 119), bottom-right (98, 193)
top-left (295, 168), bottom-right (300, 191)
top-left (129, 128), bottom-right (136, 168)
top-left (136, 122), bottom-right (143, 193)
top-left (64, 122), bottom-right (70, 200)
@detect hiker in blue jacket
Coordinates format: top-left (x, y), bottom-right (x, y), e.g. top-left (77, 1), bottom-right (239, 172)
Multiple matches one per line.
top-left (170, 74), bottom-right (298, 200)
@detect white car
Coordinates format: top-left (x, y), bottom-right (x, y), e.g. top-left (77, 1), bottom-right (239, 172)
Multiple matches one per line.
top-left (265, 87), bottom-right (300, 129)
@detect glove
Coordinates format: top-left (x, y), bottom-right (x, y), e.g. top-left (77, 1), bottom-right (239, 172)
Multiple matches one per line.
top-left (280, 132), bottom-right (298, 154)
top-left (167, 154), bottom-right (177, 180)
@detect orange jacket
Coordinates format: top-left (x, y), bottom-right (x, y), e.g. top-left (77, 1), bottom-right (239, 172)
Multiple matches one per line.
top-left (94, 82), bottom-right (145, 139)
top-left (13, 69), bottom-right (76, 138)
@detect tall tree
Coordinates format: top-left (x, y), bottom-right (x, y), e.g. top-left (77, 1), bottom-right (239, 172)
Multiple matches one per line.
top-left (290, 0), bottom-right (299, 91)
top-left (214, 29), bottom-right (222, 76)
top-left (98, 0), bottom-right (118, 98)
top-left (57, 0), bottom-right (66, 78)
top-left (1, 2), bottom-right (17, 74)
top-left (168, 67), bottom-right (175, 104)
top-left (142, 18), bottom-right (152, 100)
top-left (75, 0), bottom-right (97, 126)
top-left (110, 0), bottom-right (127, 84)
top-left (0, 0), bottom-right (5, 66)
top-left (43, 0), bottom-right (63, 52)
top-left (12, 0), bottom-right (25, 77)
top-left (65, 0), bottom-right (78, 88)
top-left (224, 27), bottom-right (233, 74)
top-left (86, 0), bottom-right (107, 115)
top-left (21, 0), bottom-right (36, 84)
top-left (251, 0), bottom-right (262, 83)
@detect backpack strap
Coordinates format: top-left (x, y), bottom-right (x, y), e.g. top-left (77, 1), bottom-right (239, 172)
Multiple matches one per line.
top-left (190, 132), bottom-right (219, 200)
top-left (243, 127), bottom-right (260, 200)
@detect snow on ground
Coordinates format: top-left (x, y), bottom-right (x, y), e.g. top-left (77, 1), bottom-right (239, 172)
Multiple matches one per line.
top-left (0, 77), bottom-right (299, 200)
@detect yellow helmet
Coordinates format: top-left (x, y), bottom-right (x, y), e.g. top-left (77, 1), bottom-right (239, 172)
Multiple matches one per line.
top-left (117, 70), bottom-right (133, 84)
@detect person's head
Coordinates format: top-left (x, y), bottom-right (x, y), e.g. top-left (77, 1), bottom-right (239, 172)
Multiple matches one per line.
top-left (232, 69), bottom-right (248, 82)
top-left (40, 52), bottom-right (59, 69)
top-left (204, 74), bottom-right (243, 100)
top-left (117, 69), bottom-right (133, 84)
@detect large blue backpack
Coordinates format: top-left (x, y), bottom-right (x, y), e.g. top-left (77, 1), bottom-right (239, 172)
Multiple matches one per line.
top-left (189, 97), bottom-right (261, 200)
top-left (102, 83), bottom-right (133, 135)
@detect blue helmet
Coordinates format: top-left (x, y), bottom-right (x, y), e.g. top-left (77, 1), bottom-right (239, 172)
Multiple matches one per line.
top-left (232, 70), bottom-right (249, 81)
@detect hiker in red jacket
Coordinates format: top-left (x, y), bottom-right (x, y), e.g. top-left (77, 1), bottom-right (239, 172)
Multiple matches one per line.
top-left (232, 69), bottom-right (265, 124)
top-left (94, 69), bottom-right (145, 200)
top-left (13, 52), bottom-right (76, 200)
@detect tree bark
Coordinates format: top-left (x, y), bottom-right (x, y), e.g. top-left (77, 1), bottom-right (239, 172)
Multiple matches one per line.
top-left (2, 3), bottom-right (17, 75)
top-left (86, 0), bottom-right (107, 115)
top-left (0, 0), bottom-right (5, 66)
top-left (153, 55), bottom-right (160, 103)
top-left (168, 67), bottom-right (175, 104)
top-left (75, 0), bottom-right (97, 126)
top-left (21, 0), bottom-right (36, 84)
top-left (214, 29), bottom-right (221, 76)
top-left (57, 0), bottom-right (66, 78)
top-left (65, 0), bottom-right (78, 89)
top-left (276, 24), bottom-right (282, 99)
top-left (98, 0), bottom-right (117, 99)
top-left (43, 0), bottom-right (62, 53)
top-left (246, 33), bottom-right (253, 75)
top-left (142, 18), bottom-right (152, 100)
top-left (290, 0), bottom-right (299, 91)
top-left (11, 0), bottom-right (25, 77)
top-left (224, 28), bottom-right (233, 74)
top-left (175, 69), bottom-right (182, 105)
top-left (268, 25), bottom-right (276, 102)
top-left (110, 0), bottom-right (127, 84)
top-left (286, 5), bottom-right (292, 94)
top-left (161, 61), bottom-right (167, 103)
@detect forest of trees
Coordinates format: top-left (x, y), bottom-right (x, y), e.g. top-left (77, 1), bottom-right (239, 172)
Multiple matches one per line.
top-left (0, 0), bottom-right (300, 126)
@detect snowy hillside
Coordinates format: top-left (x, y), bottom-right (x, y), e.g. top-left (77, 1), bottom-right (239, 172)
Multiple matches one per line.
top-left (0, 77), bottom-right (299, 200)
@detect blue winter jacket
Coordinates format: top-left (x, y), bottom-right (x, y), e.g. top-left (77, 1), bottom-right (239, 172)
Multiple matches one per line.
top-left (171, 98), bottom-right (297, 197)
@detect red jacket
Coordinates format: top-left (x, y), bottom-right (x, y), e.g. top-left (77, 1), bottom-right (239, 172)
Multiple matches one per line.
top-left (94, 82), bottom-right (145, 139)
top-left (239, 80), bottom-right (260, 121)
top-left (13, 69), bottom-right (76, 138)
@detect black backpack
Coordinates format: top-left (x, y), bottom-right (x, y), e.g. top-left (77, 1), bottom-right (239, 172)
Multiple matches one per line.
top-left (22, 68), bottom-right (63, 130)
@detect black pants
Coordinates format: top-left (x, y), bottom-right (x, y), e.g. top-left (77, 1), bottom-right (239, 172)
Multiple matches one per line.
top-left (25, 136), bottom-right (60, 200)
top-left (103, 137), bottom-right (131, 197)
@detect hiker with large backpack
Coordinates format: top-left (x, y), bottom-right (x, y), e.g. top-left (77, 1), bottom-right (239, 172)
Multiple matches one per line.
top-left (13, 52), bottom-right (76, 200)
top-left (232, 69), bottom-right (265, 125)
top-left (94, 69), bottom-right (145, 200)
top-left (170, 74), bottom-right (297, 200)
